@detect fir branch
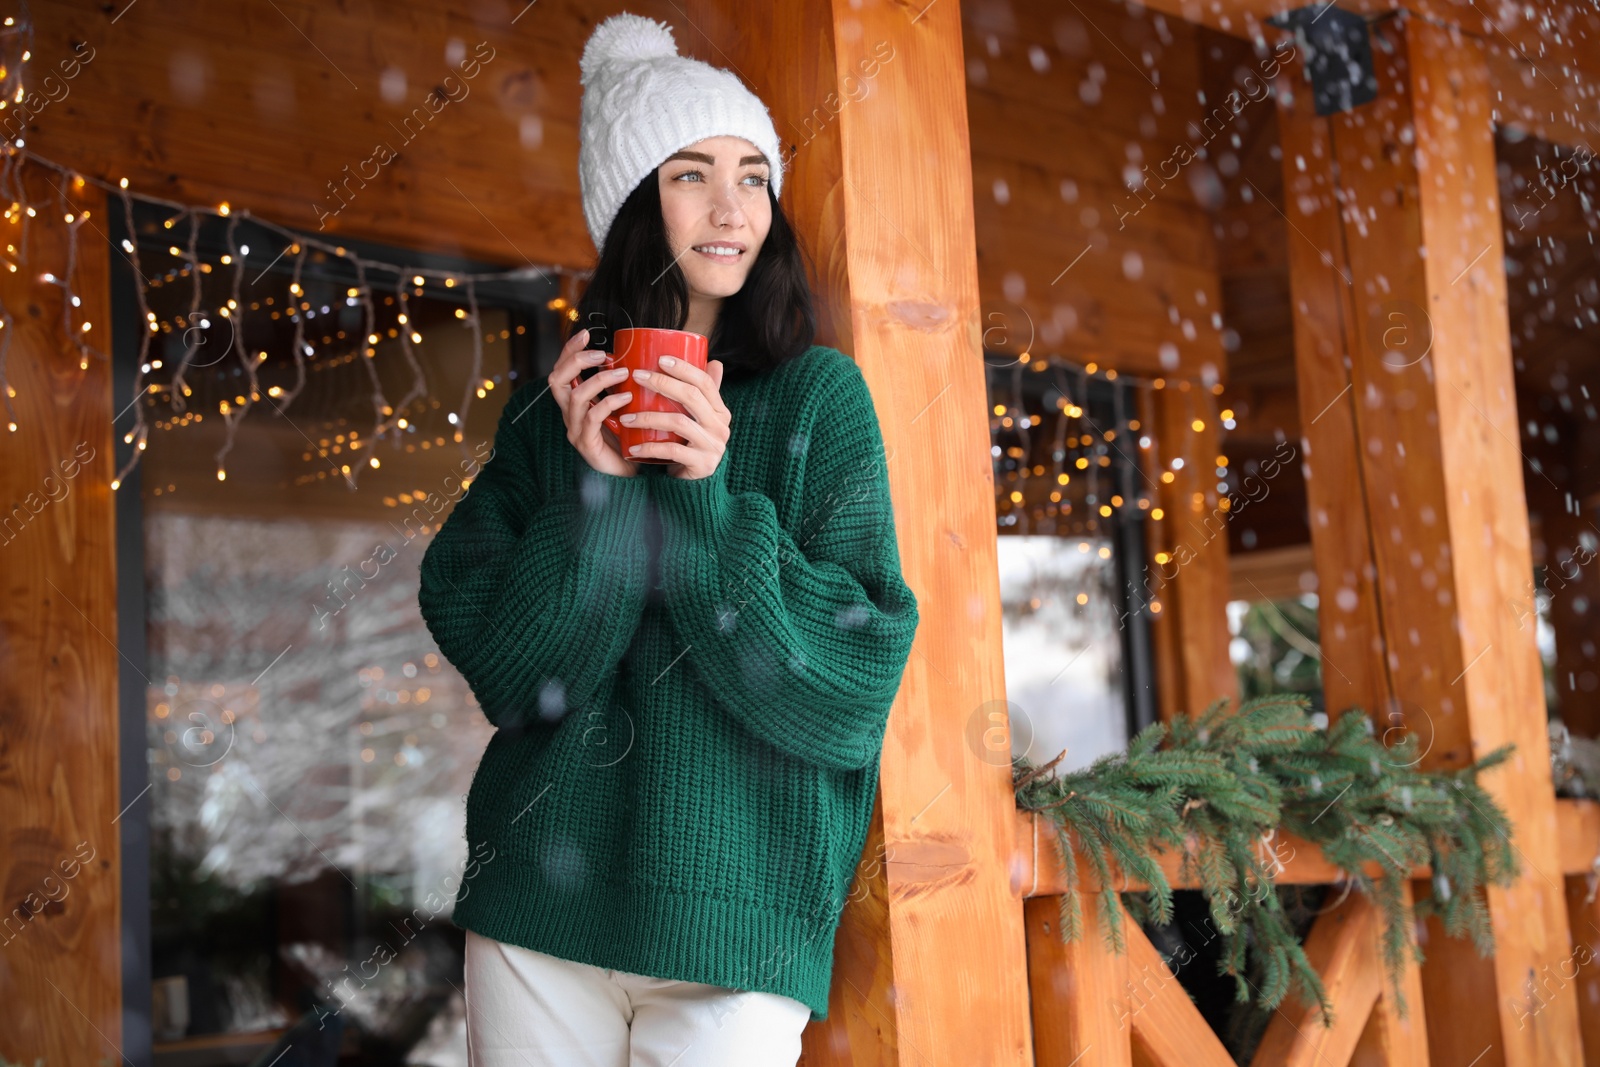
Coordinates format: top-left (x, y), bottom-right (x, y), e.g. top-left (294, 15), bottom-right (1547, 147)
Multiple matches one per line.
top-left (1013, 694), bottom-right (1519, 1025)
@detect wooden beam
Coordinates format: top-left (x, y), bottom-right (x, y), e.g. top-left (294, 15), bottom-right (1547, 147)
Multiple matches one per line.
top-left (1274, 15), bottom-right (1583, 1065)
top-left (24, 0), bottom-right (681, 270)
top-left (688, 0), bottom-right (1040, 1062)
top-left (1015, 800), bottom-right (1600, 900)
top-left (1351, 880), bottom-right (1431, 1067)
top-left (1250, 891), bottom-right (1384, 1067)
top-left (1012, 808), bottom-right (1431, 897)
top-left (677, 0), bottom-right (1036, 1060)
top-left (1025, 892), bottom-right (1131, 1067)
top-left (1561, 801), bottom-right (1600, 878)
top-left (0, 162), bottom-right (121, 1064)
top-left (1562, 875), bottom-right (1600, 1065)
top-left (1269, 38), bottom-right (1392, 718)
top-left (1380, 18), bottom-right (1581, 1065)
top-left (1126, 922), bottom-right (1237, 1067)
top-left (1143, 382), bottom-right (1240, 721)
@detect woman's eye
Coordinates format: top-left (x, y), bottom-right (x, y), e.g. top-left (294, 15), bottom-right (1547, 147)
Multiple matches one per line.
top-left (744, 174), bottom-right (769, 186)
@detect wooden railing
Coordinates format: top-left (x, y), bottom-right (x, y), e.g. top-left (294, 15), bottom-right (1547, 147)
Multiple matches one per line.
top-left (1009, 799), bottom-right (1600, 1066)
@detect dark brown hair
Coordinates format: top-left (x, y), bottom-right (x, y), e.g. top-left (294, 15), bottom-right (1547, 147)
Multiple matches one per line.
top-left (574, 170), bottom-right (817, 383)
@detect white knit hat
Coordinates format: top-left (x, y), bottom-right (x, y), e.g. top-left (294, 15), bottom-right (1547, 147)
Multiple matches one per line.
top-left (578, 13), bottom-right (785, 254)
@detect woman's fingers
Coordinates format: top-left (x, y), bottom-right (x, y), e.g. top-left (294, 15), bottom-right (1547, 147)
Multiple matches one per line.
top-left (548, 328), bottom-right (588, 393)
top-left (583, 390), bottom-right (633, 439)
top-left (619, 409), bottom-right (716, 451)
top-left (572, 365), bottom-right (630, 410)
top-left (623, 439), bottom-right (697, 465)
top-left (631, 360), bottom-right (727, 427)
top-left (549, 329), bottom-right (612, 405)
top-left (575, 390), bottom-right (638, 478)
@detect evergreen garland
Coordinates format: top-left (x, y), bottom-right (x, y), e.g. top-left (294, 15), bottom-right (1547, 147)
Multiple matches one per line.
top-left (1012, 693), bottom-right (1519, 1023)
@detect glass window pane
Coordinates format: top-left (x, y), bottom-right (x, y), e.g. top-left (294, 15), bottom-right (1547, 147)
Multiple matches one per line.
top-left (997, 534), bottom-right (1127, 770)
top-left (129, 207), bottom-right (553, 1060)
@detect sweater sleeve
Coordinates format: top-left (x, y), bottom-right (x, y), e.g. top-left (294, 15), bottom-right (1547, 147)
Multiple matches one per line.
top-left (417, 385), bottom-right (653, 731)
top-left (649, 356), bottom-right (920, 771)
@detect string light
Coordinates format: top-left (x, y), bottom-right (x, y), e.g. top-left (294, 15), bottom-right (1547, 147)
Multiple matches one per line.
top-left (987, 347), bottom-right (1232, 547)
top-left (0, 145), bottom-right (576, 493)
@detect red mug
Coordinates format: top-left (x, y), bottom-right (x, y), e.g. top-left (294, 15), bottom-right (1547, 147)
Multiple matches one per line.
top-left (570, 327), bottom-right (710, 464)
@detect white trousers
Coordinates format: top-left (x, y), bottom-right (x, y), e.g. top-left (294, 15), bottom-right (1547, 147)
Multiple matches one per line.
top-left (463, 929), bottom-right (812, 1066)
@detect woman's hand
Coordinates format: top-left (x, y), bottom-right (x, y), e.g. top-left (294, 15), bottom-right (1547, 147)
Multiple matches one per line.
top-left (622, 357), bottom-right (730, 480)
top-left (549, 327), bottom-right (637, 478)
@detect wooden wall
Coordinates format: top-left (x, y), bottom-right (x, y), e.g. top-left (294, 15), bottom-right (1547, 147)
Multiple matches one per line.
top-left (22, 0), bottom-right (684, 272)
top-left (962, 0), bottom-right (1227, 382)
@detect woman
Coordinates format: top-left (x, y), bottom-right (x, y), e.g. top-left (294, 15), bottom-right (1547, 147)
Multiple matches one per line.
top-left (417, 14), bottom-right (920, 1066)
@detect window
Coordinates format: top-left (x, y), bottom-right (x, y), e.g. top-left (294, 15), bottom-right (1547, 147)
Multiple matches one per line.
top-left (114, 202), bottom-right (560, 1064)
top-left (988, 361), bottom-right (1157, 768)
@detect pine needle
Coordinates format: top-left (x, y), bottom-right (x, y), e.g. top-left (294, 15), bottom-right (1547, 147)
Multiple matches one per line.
top-left (1013, 694), bottom-right (1518, 1024)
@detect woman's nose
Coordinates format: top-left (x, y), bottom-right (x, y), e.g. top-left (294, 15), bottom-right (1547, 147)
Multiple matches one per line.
top-left (710, 182), bottom-right (750, 226)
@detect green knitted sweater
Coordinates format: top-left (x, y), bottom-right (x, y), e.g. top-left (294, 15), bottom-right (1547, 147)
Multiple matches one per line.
top-left (417, 344), bottom-right (919, 1020)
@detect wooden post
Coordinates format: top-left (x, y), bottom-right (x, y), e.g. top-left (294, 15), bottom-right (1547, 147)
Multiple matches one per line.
top-left (682, 0), bottom-right (1034, 1061)
top-left (1126, 922), bottom-right (1235, 1067)
top-left (1251, 892), bottom-right (1384, 1067)
top-left (0, 175), bottom-right (122, 1060)
top-left (1352, 881), bottom-right (1432, 1067)
top-left (1025, 893), bottom-right (1131, 1067)
top-left (1144, 381), bottom-right (1240, 721)
top-left (1562, 876), bottom-right (1600, 1065)
top-left (1274, 14), bottom-right (1583, 1065)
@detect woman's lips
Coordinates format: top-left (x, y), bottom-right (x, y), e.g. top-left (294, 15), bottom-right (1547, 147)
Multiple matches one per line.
top-left (692, 245), bottom-right (745, 264)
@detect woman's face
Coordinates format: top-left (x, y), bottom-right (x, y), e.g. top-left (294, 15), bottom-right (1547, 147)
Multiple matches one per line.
top-left (657, 135), bottom-right (773, 303)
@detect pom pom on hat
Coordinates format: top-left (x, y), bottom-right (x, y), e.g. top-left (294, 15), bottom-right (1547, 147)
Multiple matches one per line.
top-left (580, 14), bottom-right (678, 86)
top-left (577, 12), bottom-right (785, 253)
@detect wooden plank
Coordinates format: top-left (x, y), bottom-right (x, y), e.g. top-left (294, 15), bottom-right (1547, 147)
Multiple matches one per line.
top-left (1483, 40), bottom-right (1600, 152)
top-left (0, 160), bottom-right (121, 1063)
top-left (1012, 809), bottom-right (1431, 897)
top-left (1250, 892), bottom-right (1384, 1067)
top-left (1562, 801), bottom-right (1600, 879)
top-left (968, 155), bottom-right (1219, 276)
top-left (1272, 16), bottom-right (1583, 1066)
top-left (1145, 383), bottom-right (1239, 720)
top-left (1015, 801), bottom-right (1600, 899)
top-left (1025, 893), bottom-right (1132, 1067)
top-left (1126, 922), bottom-right (1236, 1067)
top-left (23, 0), bottom-right (690, 270)
top-left (1351, 880), bottom-right (1431, 1067)
top-left (961, 1), bottom-right (1228, 382)
top-left (719, 0), bottom-right (1035, 1062)
top-left (965, 0), bottom-right (1204, 103)
top-left (1405, 19), bottom-right (1582, 1066)
top-left (1228, 543), bottom-right (1316, 603)
top-left (1270, 51), bottom-right (1393, 720)
top-left (1562, 875), bottom-right (1600, 1065)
